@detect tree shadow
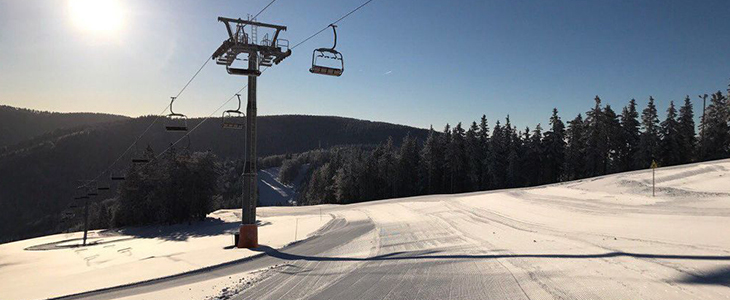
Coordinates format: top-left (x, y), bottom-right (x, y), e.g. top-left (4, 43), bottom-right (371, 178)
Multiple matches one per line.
top-left (252, 245), bottom-right (730, 263)
top-left (675, 266), bottom-right (730, 287)
top-left (104, 218), bottom-right (272, 242)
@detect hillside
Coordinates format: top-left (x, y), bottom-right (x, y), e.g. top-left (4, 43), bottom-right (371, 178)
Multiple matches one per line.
top-left (0, 110), bottom-right (429, 243)
top-left (0, 105), bottom-right (129, 148)
top-left (1, 158), bottom-right (728, 300)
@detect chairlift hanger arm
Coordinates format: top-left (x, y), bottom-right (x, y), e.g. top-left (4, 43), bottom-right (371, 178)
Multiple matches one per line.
top-left (330, 24), bottom-right (337, 50)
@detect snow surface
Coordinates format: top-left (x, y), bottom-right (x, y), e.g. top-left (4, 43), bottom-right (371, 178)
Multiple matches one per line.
top-left (0, 210), bottom-right (332, 300)
top-left (228, 158), bottom-right (730, 299)
top-left (3, 159), bottom-right (730, 300)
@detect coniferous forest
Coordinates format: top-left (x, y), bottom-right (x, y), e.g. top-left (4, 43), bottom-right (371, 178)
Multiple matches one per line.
top-left (289, 87), bottom-right (730, 206)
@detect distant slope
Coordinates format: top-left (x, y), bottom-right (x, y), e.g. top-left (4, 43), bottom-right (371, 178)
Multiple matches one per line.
top-left (0, 112), bottom-right (429, 243)
top-left (0, 105), bottom-right (129, 148)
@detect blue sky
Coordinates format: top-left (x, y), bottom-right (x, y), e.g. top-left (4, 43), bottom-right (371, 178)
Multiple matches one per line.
top-left (1, 0), bottom-right (729, 130)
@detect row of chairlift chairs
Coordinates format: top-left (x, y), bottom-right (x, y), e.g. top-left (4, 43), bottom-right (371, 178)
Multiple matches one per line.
top-left (67, 22), bottom-right (345, 223)
top-left (108, 93), bottom-right (247, 182)
top-left (93, 24), bottom-right (344, 192)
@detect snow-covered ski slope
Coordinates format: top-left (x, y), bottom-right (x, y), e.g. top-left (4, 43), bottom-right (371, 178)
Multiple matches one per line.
top-left (233, 159), bottom-right (730, 300)
top-left (3, 159), bottom-right (730, 300)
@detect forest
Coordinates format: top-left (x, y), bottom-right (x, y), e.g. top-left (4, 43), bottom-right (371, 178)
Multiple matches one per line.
top-left (2, 85), bottom-right (729, 242)
top-left (0, 113), bottom-right (427, 242)
top-left (287, 88), bottom-right (729, 205)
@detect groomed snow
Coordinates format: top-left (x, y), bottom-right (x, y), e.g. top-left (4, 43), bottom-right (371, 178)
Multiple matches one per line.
top-left (3, 158), bottom-right (730, 300)
top-left (0, 210), bottom-right (332, 300)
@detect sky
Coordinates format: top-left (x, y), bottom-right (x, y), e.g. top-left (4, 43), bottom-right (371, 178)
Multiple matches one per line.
top-left (1, 0), bottom-right (729, 130)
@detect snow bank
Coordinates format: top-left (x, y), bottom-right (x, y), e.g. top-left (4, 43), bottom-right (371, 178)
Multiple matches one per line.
top-left (0, 209), bottom-right (332, 300)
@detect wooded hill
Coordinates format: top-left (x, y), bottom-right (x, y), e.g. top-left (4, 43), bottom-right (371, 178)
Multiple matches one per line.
top-left (0, 105), bottom-right (129, 148)
top-left (0, 108), bottom-right (429, 243)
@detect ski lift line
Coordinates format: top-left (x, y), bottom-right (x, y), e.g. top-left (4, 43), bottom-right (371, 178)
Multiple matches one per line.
top-left (174, 57), bottom-right (212, 100)
top-left (79, 0), bottom-right (366, 188)
top-left (290, 0), bottom-right (375, 50)
top-left (78, 48), bottom-right (214, 188)
top-left (78, 105), bottom-right (170, 189)
top-left (231, 0), bottom-right (280, 32)
top-left (154, 67), bottom-right (270, 159)
top-left (80, 0), bottom-right (279, 185)
top-left (253, 0), bottom-right (279, 21)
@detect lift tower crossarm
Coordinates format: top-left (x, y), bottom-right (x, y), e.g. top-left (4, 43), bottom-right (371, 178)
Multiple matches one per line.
top-left (217, 17), bottom-right (287, 32)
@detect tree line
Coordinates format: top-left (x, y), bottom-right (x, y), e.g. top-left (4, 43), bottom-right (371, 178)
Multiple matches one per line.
top-left (290, 87), bottom-right (730, 205)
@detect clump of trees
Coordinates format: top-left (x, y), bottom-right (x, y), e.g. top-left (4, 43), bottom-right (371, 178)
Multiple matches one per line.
top-left (291, 88), bottom-right (730, 205)
top-left (112, 147), bottom-right (219, 227)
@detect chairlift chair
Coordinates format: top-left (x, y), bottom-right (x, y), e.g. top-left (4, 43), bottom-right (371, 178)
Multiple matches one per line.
top-left (88, 192), bottom-right (98, 197)
top-left (111, 172), bottom-right (126, 181)
top-left (310, 24), bottom-right (344, 77)
top-left (131, 157), bottom-right (149, 164)
top-left (131, 141), bottom-right (150, 164)
top-left (222, 94), bottom-right (246, 129)
top-left (165, 97), bottom-right (188, 132)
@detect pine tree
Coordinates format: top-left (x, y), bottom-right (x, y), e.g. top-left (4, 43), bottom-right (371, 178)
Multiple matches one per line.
top-left (603, 105), bottom-right (621, 173)
top-left (378, 137), bottom-right (397, 198)
top-left (506, 125), bottom-right (522, 188)
top-left (465, 122), bottom-right (481, 191)
top-left (584, 96), bottom-right (605, 176)
top-left (420, 126), bottom-right (444, 194)
top-left (618, 99), bottom-right (641, 171)
top-left (523, 124), bottom-right (543, 185)
top-left (676, 96), bottom-right (696, 163)
top-left (441, 124), bottom-right (452, 193)
top-left (701, 91), bottom-right (730, 160)
top-left (565, 114), bottom-right (586, 180)
top-left (637, 96), bottom-right (661, 168)
top-left (543, 108), bottom-right (565, 183)
top-left (397, 134), bottom-right (420, 197)
top-left (448, 122), bottom-right (467, 193)
top-left (660, 101), bottom-right (682, 166)
top-left (477, 115), bottom-right (491, 189)
top-left (488, 121), bottom-right (507, 189)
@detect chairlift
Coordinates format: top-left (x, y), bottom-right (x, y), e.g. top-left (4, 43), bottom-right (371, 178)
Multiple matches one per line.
top-left (165, 97), bottom-right (188, 132)
top-left (131, 141), bottom-right (150, 164)
top-left (310, 24), bottom-right (344, 77)
top-left (111, 172), bottom-right (126, 181)
top-left (222, 94), bottom-right (246, 129)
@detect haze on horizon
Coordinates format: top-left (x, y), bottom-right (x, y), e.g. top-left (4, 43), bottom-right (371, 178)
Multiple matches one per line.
top-left (1, 0), bottom-right (729, 129)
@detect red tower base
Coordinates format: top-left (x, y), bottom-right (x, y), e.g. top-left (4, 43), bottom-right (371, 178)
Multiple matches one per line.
top-left (237, 224), bottom-right (258, 248)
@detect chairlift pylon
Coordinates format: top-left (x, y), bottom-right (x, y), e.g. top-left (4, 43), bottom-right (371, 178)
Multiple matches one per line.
top-left (165, 97), bottom-right (188, 132)
top-left (310, 24), bottom-right (344, 77)
top-left (222, 94), bottom-right (246, 129)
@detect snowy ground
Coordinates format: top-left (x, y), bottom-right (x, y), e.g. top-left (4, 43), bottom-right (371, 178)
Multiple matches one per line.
top-left (0, 210), bottom-right (332, 300)
top-left (258, 167), bottom-right (296, 206)
top-left (231, 159), bottom-right (730, 299)
top-left (3, 159), bottom-right (730, 300)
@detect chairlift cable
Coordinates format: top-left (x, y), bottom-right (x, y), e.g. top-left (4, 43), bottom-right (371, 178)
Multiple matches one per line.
top-left (157, 0), bottom-right (377, 156)
top-left (291, 0), bottom-right (375, 50)
top-left (79, 0), bottom-right (372, 188)
top-left (79, 51), bottom-right (211, 188)
top-left (155, 67), bottom-right (270, 159)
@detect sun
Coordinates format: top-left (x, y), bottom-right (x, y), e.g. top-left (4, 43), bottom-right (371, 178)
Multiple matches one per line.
top-left (68, 0), bottom-right (124, 33)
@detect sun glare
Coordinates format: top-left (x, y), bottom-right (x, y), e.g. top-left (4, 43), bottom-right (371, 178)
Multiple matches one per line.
top-left (68, 0), bottom-right (124, 33)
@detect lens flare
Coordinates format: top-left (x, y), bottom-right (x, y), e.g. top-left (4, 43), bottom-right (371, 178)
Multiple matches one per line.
top-left (68, 0), bottom-right (124, 33)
